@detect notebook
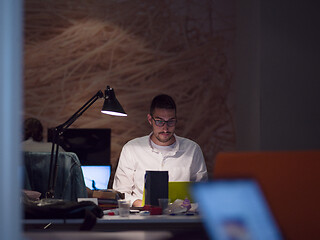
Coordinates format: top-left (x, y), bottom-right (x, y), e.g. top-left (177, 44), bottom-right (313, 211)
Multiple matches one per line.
top-left (81, 165), bottom-right (111, 190)
top-left (192, 179), bottom-right (283, 240)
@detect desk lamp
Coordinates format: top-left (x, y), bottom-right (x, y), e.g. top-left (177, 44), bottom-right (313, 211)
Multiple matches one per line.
top-left (46, 86), bottom-right (127, 199)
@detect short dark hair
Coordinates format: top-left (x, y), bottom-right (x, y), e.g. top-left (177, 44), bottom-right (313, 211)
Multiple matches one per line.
top-left (150, 94), bottom-right (176, 116)
top-left (24, 118), bottom-right (43, 142)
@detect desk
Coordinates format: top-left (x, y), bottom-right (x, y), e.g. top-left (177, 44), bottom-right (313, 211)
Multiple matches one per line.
top-left (24, 214), bottom-right (204, 232)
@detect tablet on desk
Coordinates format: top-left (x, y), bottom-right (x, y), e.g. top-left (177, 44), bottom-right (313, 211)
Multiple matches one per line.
top-left (192, 179), bottom-right (283, 240)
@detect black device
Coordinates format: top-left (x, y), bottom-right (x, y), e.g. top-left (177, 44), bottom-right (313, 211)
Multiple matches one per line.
top-left (144, 171), bottom-right (168, 206)
top-left (48, 128), bottom-right (111, 166)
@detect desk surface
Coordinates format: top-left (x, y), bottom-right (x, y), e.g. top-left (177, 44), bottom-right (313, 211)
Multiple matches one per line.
top-left (25, 231), bottom-right (175, 240)
top-left (24, 214), bottom-right (204, 232)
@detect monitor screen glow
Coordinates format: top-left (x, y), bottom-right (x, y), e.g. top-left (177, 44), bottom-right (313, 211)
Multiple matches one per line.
top-left (81, 165), bottom-right (111, 190)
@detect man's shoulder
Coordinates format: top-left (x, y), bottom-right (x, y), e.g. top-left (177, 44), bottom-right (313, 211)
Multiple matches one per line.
top-left (124, 135), bottom-right (149, 147)
top-left (23, 140), bottom-right (54, 152)
top-left (176, 135), bottom-right (199, 147)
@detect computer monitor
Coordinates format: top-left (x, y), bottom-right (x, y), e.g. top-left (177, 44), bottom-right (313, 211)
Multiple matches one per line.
top-left (81, 165), bottom-right (111, 190)
top-left (48, 128), bottom-right (111, 166)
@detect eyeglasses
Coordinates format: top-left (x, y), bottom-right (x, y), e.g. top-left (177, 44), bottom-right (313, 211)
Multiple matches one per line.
top-left (152, 117), bottom-right (177, 127)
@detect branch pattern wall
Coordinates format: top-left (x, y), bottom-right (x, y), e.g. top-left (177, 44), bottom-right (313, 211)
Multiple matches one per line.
top-left (24, 0), bottom-right (236, 179)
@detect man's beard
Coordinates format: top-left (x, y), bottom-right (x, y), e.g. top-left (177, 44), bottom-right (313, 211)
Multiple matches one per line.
top-left (155, 132), bottom-right (173, 143)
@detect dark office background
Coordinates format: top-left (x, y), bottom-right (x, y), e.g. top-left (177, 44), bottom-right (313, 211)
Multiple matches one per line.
top-left (23, 0), bottom-right (320, 178)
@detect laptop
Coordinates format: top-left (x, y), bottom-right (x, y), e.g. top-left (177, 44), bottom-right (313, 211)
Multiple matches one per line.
top-left (81, 165), bottom-right (111, 190)
top-left (168, 181), bottom-right (193, 202)
top-left (192, 179), bottom-right (283, 240)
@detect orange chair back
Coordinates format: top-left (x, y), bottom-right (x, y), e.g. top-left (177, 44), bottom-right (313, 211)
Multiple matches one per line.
top-left (213, 151), bottom-right (320, 240)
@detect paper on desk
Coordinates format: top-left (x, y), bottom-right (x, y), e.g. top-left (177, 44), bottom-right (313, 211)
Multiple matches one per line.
top-left (167, 199), bottom-right (198, 214)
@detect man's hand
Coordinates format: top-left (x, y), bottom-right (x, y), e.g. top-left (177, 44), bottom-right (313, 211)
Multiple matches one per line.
top-left (132, 199), bottom-right (143, 207)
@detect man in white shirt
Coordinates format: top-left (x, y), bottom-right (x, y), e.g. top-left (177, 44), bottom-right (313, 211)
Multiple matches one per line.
top-left (113, 94), bottom-right (208, 207)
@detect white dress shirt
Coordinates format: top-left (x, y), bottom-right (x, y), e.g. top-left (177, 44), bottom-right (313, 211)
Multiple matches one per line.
top-left (113, 133), bottom-right (208, 205)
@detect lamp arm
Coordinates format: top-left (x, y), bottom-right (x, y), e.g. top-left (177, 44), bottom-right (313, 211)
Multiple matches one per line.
top-left (46, 90), bottom-right (104, 199)
top-left (56, 90), bottom-right (104, 134)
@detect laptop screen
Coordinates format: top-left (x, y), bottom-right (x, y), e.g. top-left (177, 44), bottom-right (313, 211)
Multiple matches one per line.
top-left (81, 165), bottom-right (111, 190)
top-left (192, 179), bottom-right (283, 240)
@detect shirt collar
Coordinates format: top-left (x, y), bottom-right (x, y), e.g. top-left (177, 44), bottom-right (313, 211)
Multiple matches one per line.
top-left (148, 132), bottom-right (179, 154)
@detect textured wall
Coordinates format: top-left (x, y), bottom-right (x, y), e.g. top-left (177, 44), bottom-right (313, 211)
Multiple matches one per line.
top-left (24, 0), bottom-right (236, 179)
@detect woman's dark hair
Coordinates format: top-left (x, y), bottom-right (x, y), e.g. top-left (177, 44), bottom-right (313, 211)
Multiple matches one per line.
top-left (150, 94), bottom-right (176, 116)
top-left (24, 118), bottom-right (43, 141)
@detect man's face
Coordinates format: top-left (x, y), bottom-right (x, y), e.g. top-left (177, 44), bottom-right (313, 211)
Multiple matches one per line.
top-left (147, 108), bottom-right (177, 146)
